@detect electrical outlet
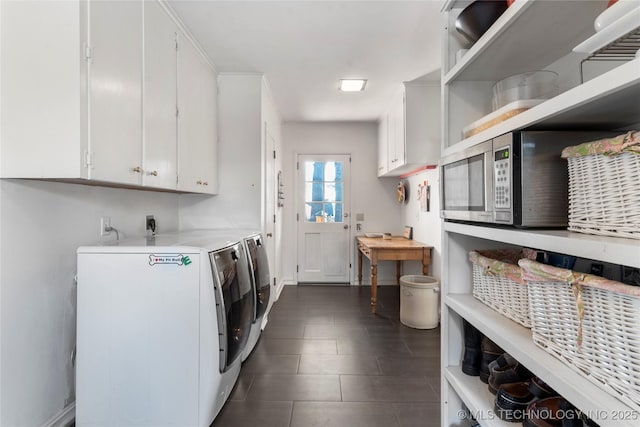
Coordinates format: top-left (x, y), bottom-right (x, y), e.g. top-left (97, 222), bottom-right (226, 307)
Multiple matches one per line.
top-left (100, 216), bottom-right (111, 236)
top-left (146, 215), bottom-right (156, 234)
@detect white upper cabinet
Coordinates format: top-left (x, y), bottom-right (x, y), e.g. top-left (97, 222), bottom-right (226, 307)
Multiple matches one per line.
top-left (378, 82), bottom-right (441, 177)
top-left (0, 0), bottom-right (217, 194)
top-left (177, 32), bottom-right (218, 194)
top-left (143, 0), bottom-right (178, 190)
top-left (88, 1), bottom-right (144, 185)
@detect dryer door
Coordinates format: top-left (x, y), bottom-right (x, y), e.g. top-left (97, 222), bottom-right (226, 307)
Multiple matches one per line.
top-left (210, 243), bottom-right (253, 372)
top-left (246, 235), bottom-right (271, 322)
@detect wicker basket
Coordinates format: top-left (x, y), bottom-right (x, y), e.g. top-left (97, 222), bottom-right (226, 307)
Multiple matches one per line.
top-left (469, 249), bottom-right (536, 328)
top-left (520, 259), bottom-right (640, 411)
top-left (562, 131), bottom-right (640, 239)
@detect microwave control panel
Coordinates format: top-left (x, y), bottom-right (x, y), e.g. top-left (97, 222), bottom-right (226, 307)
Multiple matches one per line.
top-left (494, 147), bottom-right (511, 209)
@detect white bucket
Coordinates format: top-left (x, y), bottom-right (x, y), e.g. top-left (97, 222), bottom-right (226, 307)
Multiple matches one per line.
top-left (400, 275), bottom-right (440, 329)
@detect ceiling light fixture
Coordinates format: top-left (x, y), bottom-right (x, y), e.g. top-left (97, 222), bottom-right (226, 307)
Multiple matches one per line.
top-left (339, 79), bottom-right (367, 92)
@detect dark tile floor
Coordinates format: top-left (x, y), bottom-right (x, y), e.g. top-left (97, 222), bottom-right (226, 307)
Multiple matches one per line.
top-left (211, 285), bottom-right (441, 427)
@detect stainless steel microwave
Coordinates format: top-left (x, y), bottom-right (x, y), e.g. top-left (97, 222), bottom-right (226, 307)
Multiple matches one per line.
top-left (440, 131), bottom-right (617, 227)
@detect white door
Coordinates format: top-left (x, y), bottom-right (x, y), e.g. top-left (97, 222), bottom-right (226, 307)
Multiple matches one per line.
top-left (297, 154), bottom-right (351, 283)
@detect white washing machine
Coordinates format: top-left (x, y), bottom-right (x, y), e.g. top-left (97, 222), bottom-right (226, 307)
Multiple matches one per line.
top-left (76, 232), bottom-right (254, 426)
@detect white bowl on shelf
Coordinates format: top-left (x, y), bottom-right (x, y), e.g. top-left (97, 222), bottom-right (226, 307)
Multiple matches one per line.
top-left (594, 0), bottom-right (640, 32)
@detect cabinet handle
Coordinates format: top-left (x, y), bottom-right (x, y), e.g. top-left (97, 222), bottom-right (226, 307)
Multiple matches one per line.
top-left (132, 166), bottom-right (142, 173)
top-left (148, 170), bottom-right (158, 176)
top-left (197, 180), bottom-right (203, 185)
top-left (203, 181), bottom-right (208, 186)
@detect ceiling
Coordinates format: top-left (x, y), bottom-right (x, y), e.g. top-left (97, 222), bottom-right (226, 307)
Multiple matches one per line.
top-left (168, 1), bottom-right (443, 122)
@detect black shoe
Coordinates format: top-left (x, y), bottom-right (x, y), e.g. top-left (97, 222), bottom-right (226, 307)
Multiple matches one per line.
top-left (461, 319), bottom-right (483, 376)
top-left (494, 381), bottom-right (536, 422)
top-left (488, 354), bottom-right (532, 395)
top-left (480, 336), bottom-right (503, 383)
top-left (529, 376), bottom-right (557, 400)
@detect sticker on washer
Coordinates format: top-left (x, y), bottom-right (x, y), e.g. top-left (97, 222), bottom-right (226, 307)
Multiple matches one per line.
top-left (149, 254), bottom-right (191, 266)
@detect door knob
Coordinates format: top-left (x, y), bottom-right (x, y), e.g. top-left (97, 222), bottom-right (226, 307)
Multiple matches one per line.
top-left (266, 233), bottom-right (273, 237)
top-left (343, 225), bottom-right (349, 229)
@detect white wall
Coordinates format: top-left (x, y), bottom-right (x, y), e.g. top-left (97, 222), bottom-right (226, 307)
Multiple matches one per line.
top-left (399, 167), bottom-right (442, 281)
top-left (0, 180), bottom-right (179, 426)
top-left (281, 122), bottom-right (403, 285)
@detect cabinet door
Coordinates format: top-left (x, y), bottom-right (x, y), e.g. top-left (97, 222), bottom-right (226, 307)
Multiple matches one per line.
top-left (386, 90), bottom-right (406, 173)
top-left (377, 114), bottom-right (389, 176)
top-left (177, 34), bottom-right (217, 194)
top-left (143, 1), bottom-right (177, 190)
top-left (393, 92), bottom-right (406, 169)
top-left (88, 0), bottom-right (143, 185)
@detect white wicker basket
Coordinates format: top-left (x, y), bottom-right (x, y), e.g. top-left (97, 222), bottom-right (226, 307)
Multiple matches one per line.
top-left (563, 131), bottom-right (640, 239)
top-left (470, 250), bottom-right (532, 328)
top-left (521, 259), bottom-right (640, 411)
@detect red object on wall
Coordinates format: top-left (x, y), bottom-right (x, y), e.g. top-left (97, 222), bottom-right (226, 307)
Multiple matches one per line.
top-left (507, 0), bottom-right (515, 6)
top-left (608, 0), bottom-right (618, 7)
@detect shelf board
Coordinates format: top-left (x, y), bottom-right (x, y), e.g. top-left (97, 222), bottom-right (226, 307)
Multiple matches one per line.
top-left (444, 367), bottom-right (512, 427)
top-left (444, 0), bottom-right (606, 83)
top-left (443, 222), bottom-right (640, 268)
top-left (445, 294), bottom-right (638, 426)
top-left (443, 58), bottom-right (640, 156)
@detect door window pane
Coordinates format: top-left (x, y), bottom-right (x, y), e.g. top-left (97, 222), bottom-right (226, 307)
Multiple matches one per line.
top-left (303, 161), bottom-right (344, 223)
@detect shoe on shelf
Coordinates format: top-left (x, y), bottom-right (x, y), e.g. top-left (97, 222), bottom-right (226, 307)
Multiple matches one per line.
top-left (461, 319), bottom-right (483, 377)
top-left (494, 381), bottom-right (536, 422)
top-left (480, 336), bottom-right (504, 383)
top-left (523, 397), bottom-right (582, 427)
top-left (488, 353), bottom-right (533, 395)
top-left (529, 376), bottom-right (558, 400)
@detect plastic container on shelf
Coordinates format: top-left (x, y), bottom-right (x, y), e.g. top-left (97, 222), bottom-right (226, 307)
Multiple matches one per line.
top-left (399, 275), bottom-right (440, 329)
top-left (492, 70), bottom-right (559, 111)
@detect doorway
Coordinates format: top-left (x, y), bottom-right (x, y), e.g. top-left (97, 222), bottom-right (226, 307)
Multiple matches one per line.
top-left (296, 154), bottom-right (351, 283)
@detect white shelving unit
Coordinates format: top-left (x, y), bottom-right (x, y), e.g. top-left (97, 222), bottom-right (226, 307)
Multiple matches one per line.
top-left (440, 1), bottom-right (640, 426)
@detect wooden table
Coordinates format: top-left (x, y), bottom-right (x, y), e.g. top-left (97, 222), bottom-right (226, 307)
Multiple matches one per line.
top-left (357, 236), bottom-right (433, 313)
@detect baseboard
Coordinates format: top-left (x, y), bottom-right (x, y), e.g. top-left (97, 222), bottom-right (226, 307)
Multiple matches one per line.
top-left (41, 402), bottom-right (75, 427)
top-left (275, 279), bottom-right (287, 300)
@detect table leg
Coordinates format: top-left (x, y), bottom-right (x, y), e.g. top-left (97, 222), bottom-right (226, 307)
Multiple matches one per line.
top-left (370, 263), bottom-right (378, 314)
top-left (422, 248), bottom-right (431, 276)
top-left (396, 261), bottom-right (401, 285)
top-left (358, 248), bottom-right (363, 285)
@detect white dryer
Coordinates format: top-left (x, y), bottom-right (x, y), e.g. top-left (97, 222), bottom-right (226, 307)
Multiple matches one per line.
top-left (170, 229), bottom-right (272, 361)
top-left (76, 232), bottom-right (254, 426)
top-left (241, 232), bottom-right (271, 361)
